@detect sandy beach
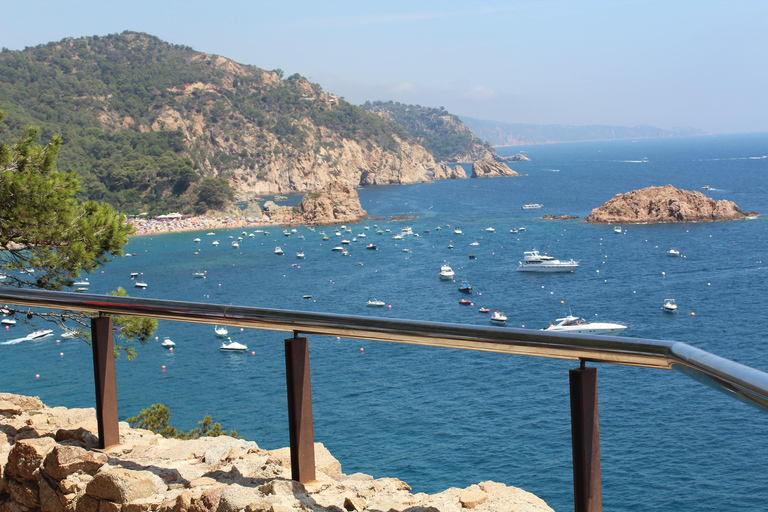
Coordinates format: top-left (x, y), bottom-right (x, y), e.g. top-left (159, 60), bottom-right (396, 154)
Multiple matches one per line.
top-left (126, 215), bottom-right (289, 237)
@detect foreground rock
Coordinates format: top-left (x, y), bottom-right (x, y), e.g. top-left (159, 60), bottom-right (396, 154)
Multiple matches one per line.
top-left (586, 185), bottom-right (755, 224)
top-left (471, 161), bottom-right (521, 178)
top-left (262, 181), bottom-right (368, 226)
top-left (0, 393), bottom-right (553, 512)
top-left (433, 164), bottom-right (468, 180)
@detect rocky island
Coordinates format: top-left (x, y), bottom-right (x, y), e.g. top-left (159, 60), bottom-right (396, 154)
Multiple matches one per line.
top-left (470, 161), bottom-right (521, 179)
top-left (0, 393), bottom-right (554, 512)
top-left (261, 182), bottom-right (367, 226)
top-left (585, 185), bottom-right (755, 224)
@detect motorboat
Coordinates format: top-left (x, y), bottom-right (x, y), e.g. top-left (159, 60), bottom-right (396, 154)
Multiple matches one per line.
top-left (341, 239), bottom-right (351, 245)
top-left (509, 229), bottom-right (518, 234)
top-left (458, 299), bottom-right (473, 305)
top-left (193, 238), bottom-right (201, 243)
top-left (614, 226), bottom-right (622, 234)
top-left (518, 227), bottom-right (527, 232)
top-left (543, 315), bottom-right (627, 335)
top-left (130, 272), bottom-right (139, 278)
top-left (26, 329), bottom-right (53, 340)
top-left (134, 282), bottom-right (148, 288)
top-left (468, 254), bottom-right (476, 259)
top-left (366, 244), bottom-right (378, 250)
top-left (490, 310), bottom-right (508, 323)
top-left (331, 246), bottom-right (344, 252)
top-left (192, 271), bottom-right (206, 278)
top-left (516, 250), bottom-right (578, 272)
top-left (220, 338), bottom-right (248, 351)
top-left (702, 185), bottom-right (711, 190)
top-left (402, 248), bottom-right (410, 253)
top-left (435, 226), bottom-right (442, 231)
top-left (667, 248), bottom-right (680, 257)
top-left (391, 234), bottom-right (403, 240)
top-left (232, 241), bottom-right (239, 248)
top-left (61, 329), bottom-right (77, 339)
top-left (212, 240), bottom-right (219, 246)
top-left (1, 318), bottom-right (16, 326)
top-left (296, 251), bottom-right (306, 259)
top-left (439, 263), bottom-right (455, 279)
top-left (214, 325), bottom-right (228, 337)
top-left (341, 250), bottom-right (350, 256)
top-left (358, 233), bottom-right (367, 238)
top-left (522, 204), bottom-right (543, 210)
top-left (478, 307), bottom-right (490, 313)
top-left (275, 247), bottom-right (284, 255)
top-left (662, 299), bottom-right (678, 312)
top-left (485, 227), bottom-right (495, 233)
top-left (447, 244), bottom-right (454, 249)
top-left (366, 297), bottom-right (386, 307)
top-left (454, 228), bottom-right (463, 235)
top-left (161, 337), bottom-right (176, 348)
top-left (73, 280), bottom-right (89, 287)
top-left (402, 227), bottom-right (414, 236)
top-left (470, 241), bottom-right (479, 246)
top-left (458, 281), bottom-right (473, 294)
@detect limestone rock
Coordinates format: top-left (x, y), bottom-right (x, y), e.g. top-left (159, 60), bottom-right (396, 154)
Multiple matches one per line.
top-left (85, 468), bottom-right (167, 503)
top-left (0, 393), bottom-right (45, 414)
top-left (542, 214), bottom-right (580, 220)
top-left (203, 439), bottom-right (259, 465)
top-left (585, 184), bottom-right (754, 224)
top-left (433, 164), bottom-right (468, 180)
top-left (0, 400), bottom-right (24, 418)
top-left (7, 436), bottom-right (57, 480)
top-left (471, 161), bottom-right (520, 178)
top-left (43, 445), bottom-right (108, 481)
top-left (459, 486), bottom-right (487, 508)
top-left (292, 182), bottom-right (367, 226)
top-left (497, 153), bottom-right (531, 162)
top-left (268, 442), bottom-right (342, 479)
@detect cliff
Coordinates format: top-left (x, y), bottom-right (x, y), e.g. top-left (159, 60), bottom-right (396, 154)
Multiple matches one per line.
top-left (0, 394), bottom-right (554, 512)
top-left (433, 164), bottom-right (467, 180)
top-left (585, 185), bottom-right (754, 224)
top-left (262, 181), bottom-right (367, 226)
top-left (471, 161), bottom-right (521, 178)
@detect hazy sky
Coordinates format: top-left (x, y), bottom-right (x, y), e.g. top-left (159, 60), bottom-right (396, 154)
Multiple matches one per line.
top-left (2, 0), bottom-right (767, 133)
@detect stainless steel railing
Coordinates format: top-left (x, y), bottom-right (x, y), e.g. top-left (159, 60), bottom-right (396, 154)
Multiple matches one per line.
top-left (2, 287), bottom-right (768, 412)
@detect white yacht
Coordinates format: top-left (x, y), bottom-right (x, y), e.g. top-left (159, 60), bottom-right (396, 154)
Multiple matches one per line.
top-left (296, 251), bottom-right (306, 259)
top-left (26, 329), bottom-right (53, 340)
top-left (193, 238), bottom-right (201, 243)
top-left (439, 263), bottom-right (455, 279)
top-left (274, 247), bottom-right (284, 255)
top-left (516, 250), bottom-right (579, 272)
top-left (212, 240), bottom-right (219, 246)
top-left (366, 297), bottom-right (386, 307)
top-left (485, 227), bottom-right (495, 233)
top-left (453, 228), bottom-right (463, 235)
top-left (614, 226), bottom-right (622, 234)
top-left (220, 338), bottom-right (248, 351)
top-left (667, 248), bottom-right (680, 257)
top-left (543, 315), bottom-right (627, 335)
top-left (1, 318), bottom-right (16, 326)
top-left (214, 325), bottom-right (228, 337)
top-left (662, 298), bottom-right (678, 312)
top-left (161, 337), bottom-right (176, 348)
top-left (134, 282), bottom-right (148, 288)
top-left (490, 310), bottom-right (507, 323)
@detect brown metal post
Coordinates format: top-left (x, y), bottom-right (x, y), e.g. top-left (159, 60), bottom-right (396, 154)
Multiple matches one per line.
top-left (285, 336), bottom-right (316, 483)
top-left (91, 316), bottom-right (120, 449)
top-left (570, 364), bottom-right (602, 512)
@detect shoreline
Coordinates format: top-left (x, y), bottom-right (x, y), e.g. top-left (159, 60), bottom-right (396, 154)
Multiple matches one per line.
top-left (126, 215), bottom-right (293, 237)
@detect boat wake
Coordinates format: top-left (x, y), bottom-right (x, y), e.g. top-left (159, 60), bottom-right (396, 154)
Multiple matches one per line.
top-left (1, 337), bottom-right (30, 345)
top-left (696, 155), bottom-right (767, 162)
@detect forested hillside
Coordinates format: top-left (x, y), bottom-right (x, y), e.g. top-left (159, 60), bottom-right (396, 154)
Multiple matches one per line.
top-left (362, 101), bottom-right (498, 163)
top-left (0, 32), bottom-right (434, 215)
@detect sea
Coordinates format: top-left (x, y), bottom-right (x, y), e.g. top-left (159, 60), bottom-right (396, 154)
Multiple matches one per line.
top-left (2, 134), bottom-right (768, 511)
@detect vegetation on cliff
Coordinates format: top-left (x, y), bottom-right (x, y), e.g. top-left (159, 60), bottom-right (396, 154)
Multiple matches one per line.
top-left (0, 32), bottom-right (428, 215)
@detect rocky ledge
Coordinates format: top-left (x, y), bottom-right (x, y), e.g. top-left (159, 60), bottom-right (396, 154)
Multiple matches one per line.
top-left (470, 161), bottom-right (521, 179)
top-left (261, 182), bottom-right (368, 226)
top-left (585, 184), bottom-right (756, 224)
top-left (433, 164), bottom-right (468, 180)
top-left (0, 394), bottom-right (553, 512)
top-left (496, 154), bottom-right (531, 163)
top-left (542, 215), bottom-right (580, 220)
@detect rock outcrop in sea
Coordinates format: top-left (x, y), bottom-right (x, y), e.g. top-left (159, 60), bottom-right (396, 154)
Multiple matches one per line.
top-left (542, 214), bottom-right (580, 220)
top-left (585, 185), bottom-right (754, 224)
top-left (470, 161), bottom-right (521, 178)
top-left (0, 393), bottom-right (554, 512)
top-left (498, 153), bottom-right (531, 162)
top-left (432, 164), bottom-right (468, 180)
top-left (261, 181), bottom-right (367, 226)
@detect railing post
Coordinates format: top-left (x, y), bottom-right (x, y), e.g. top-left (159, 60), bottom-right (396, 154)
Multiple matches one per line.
top-left (91, 316), bottom-right (120, 449)
top-left (570, 363), bottom-right (602, 512)
top-left (285, 335), bottom-right (316, 483)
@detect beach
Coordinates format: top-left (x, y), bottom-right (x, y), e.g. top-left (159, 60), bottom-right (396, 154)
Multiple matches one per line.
top-left (126, 215), bottom-right (287, 236)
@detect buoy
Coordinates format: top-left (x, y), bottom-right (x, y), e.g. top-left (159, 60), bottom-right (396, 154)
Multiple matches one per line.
top-left (560, 301), bottom-right (564, 304)
top-left (155, 336), bottom-right (158, 340)
top-left (336, 337), bottom-right (341, 341)
top-left (691, 312), bottom-right (695, 316)
top-left (35, 374), bottom-right (40, 379)
top-left (388, 305), bottom-right (392, 309)
top-left (251, 351), bottom-right (255, 355)
top-left (161, 366), bottom-right (166, 371)
top-left (360, 348), bottom-right (364, 353)
top-left (60, 353), bottom-right (63, 357)
top-left (708, 283), bottom-right (711, 286)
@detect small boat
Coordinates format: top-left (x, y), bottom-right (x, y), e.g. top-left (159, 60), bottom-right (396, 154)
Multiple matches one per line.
top-left (323, 236), bottom-right (330, 241)
top-left (358, 233), bottom-right (367, 238)
top-left (206, 232), bottom-right (216, 235)
top-left (366, 297), bottom-right (386, 307)
top-left (510, 229), bottom-right (518, 234)
top-left (130, 272), bottom-right (139, 278)
top-left (485, 227), bottom-right (495, 233)
top-left (470, 241), bottom-right (479, 246)
top-left (517, 250), bottom-right (578, 272)
top-left (296, 251), bottom-right (306, 259)
top-left (662, 299), bottom-right (678, 312)
top-left (75, 288), bottom-right (89, 292)
top-left (518, 227), bottom-right (527, 232)
top-left (193, 238), bottom-right (201, 243)
top-left (73, 280), bottom-right (89, 287)
top-left (402, 248), bottom-right (410, 253)
top-left (232, 241), bottom-right (239, 248)
top-left (212, 240), bottom-right (219, 246)
top-left (341, 250), bottom-right (350, 256)
top-left (161, 337), bottom-right (176, 348)
top-left (192, 271), bottom-right (206, 278)
top-left (490, 310), bottom-right (508, 323)
top-left (614, 226), bottom-right (622, 234)
top-left (275, 247), bottom-right (284, 255)
top-left (61, 329), bottom-right (77, 339)
top-left (392, 234), bottom-right (403, 240)
top-left (341, 239), bottom-right (351, 245)
top-left (667, 248), bottom-right (680, 257)
top-left (331, 246), bottom-right (344, 252)
top-left (26, 329), bottom-right (53, 340)
top-left (134, 282), bottom-right (148, 288)
top-left (468, 254), bottom-right (477, 260)
top-left (214, 325), bottom-right (228, 337)
top-left (220, 338), bottom-right (248, 351)
top-left (447, 244), bottom-right (454, 249)
top-left (439, 263), bottom-right (455, 279)
top-left (522, 203), bottom-right (543, 210)
top-left (543, 315), bottom-right (627, 335)
top-left (1, 318), bottom-right (16, 326)
top-left (478, 308), bottom-right (490, 313)
top-left (366, 244), bottom-right (378, 250)
top-left (435, 226), bottom-right (442, 231)
top-left (302, 295), bottom-right (312, 299)
top-left (454, 228), bottom-right (463, 235)
top-left (458, 299), bottom-right (473, 305)
top-left (702, 185), bottom-right (711, 190)
top-left (458, 281), bottom-right (473, 294)
top-left (402, 227), bottom-right (414, 236)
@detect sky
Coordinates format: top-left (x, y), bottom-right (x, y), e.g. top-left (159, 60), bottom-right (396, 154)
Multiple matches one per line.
top-left (2, 0), bottom-right (767, 134)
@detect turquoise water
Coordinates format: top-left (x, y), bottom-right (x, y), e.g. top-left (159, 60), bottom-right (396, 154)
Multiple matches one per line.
top-left (2, 134), bottom-right (768, 510)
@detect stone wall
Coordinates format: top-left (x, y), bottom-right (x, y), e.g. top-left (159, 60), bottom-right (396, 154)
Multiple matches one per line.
top-left (0, 394), bottom-right (553, 512)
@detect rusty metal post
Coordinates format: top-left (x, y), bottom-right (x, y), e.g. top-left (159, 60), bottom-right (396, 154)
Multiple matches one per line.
top-left (91, 316), bottom-right (120, 449)
top-left (570, 364), bottom-right (602, 512)
top-left (285, 336), bottom-right (316, 483)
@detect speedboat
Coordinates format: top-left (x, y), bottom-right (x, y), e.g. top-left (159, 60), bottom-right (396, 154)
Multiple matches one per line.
top-left (134, 282), bottom-right (148, 288)
top-left (212, 240), bottom-right (219, 246)
top-left (517, 250), bottom-right (578, 272)
top-left (458, 299), bottom-right (473, 305)
top-left (192, 271), bottom-right (206, 278)
top-left (275, 247), bottom-right (284, 255)
top-left (470, 241), bottom-right (479, 246)
top-left (366, 243), bottom-right (378, 250)
top-left (614, 226), bottom-right (622, 234)
top-left (214, 325), bottom-right (229, 337)
top-left (667, 248), bottom-right (680, 257)
top-left (161, 337), bottom-right (176, 348)
top-left (193, 238), bottom-right (201, 243)
top-left (509, 229), bottom-right (518, 234)
top-left (518, 227), bottom-right (526, 232)
top-left (73, 280), bottom-right (89, 287)
top-left (232, 241), bottom-right (239, 248)
top-left (1, 318), bottom-right (16, 326)
top-left (454, 228), bottom-right (463, 235)
top-left (26, 329), bottom-right (53, 340)
top-left (439, 263), bottom-right (455, 279)
top-left (220, 338), bottom-right (248, 351)
top-left (401, 227), bottom-right (414, 236)
top-left (522, 203), bottom-right (543, 210)
top-left (391, 234), bottom-right (403, 240)
top-left (662, 299), bottom-right (678, 312)
top-left (490, 310), bottom-right (508, 323)
top-left (543, 315), bottom-right (627, 335)
top-left (61, 329), bottom-right (77, 339)
top-left (485, 227), bottom-right (495, 233)
top-left (296, 251), bottom-right (306, 259)
top-left (341, 250), bottom-right (350, 256)
top-left (478, 307), bottom-right (490, 313)
top-left (366, 297), bottom-right (386, 307)
top-left (341, 239), bottom-right (351, 245)
top-left (332, 246), bottom-right (344, 252)
top-left (458, 281), bottom-right (473, 294)
top-left (130, 272), bottom-right (139, 278)
top-left (206, 232), bottom-right (216, 236)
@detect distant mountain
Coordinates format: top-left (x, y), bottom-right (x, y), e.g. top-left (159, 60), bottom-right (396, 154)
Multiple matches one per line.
top-left (0, 32), bottom-right (435, 215)
top-left (361, 101), bottom-right (499, 163)
top-left (460, 117), bottom-right (707, 146)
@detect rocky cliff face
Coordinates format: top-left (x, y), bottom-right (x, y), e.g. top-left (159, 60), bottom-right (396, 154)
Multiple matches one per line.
top-left (261, 181), bottom-right (367, 225)
top-left (585, 185), bottom-right (754, 224)
top-left (433, 164), bottom-right (468, 180)
top-left (471, 161), bottom-right (521, 178)
top-left (0, 394), bottom-right (554, 512)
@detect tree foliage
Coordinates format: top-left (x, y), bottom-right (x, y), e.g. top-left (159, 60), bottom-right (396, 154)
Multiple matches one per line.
top-left (126, 403), bottom-right (241, 439)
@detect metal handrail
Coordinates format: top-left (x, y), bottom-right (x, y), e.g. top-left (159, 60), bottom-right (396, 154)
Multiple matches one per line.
top-left (1, 287), bottom-right (767, 412)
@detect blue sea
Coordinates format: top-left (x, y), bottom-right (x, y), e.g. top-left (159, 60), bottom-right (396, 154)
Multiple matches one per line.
top-left (3, 134), bottom-right (768, 511)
